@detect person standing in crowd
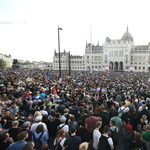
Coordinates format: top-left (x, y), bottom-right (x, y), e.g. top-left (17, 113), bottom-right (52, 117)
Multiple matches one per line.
top-left (110, 111), bottom-right (122, 133)
top-left (129, 132), bottom-right (147, 150)
top-left (62, 126), bottom-right (81, 150)
top-left (30, 116), bottom-right (48, 135)
top-left (121, 118), bottom-right (133, 150)
top-left (6, 131), bottom-right (28, 150)
top-left (32, 124), bottom-right (49, 147)
top-left (97, 125), bottom-right (114, 150)
top-left (18, 121), bottom-right (33, 142)
top-left (93, 121), bottom-right (102, 150)
top-left (54, 129), bottom-right (66, 150)
top-left (0, 132), bottom-right (13, 150)
top-left (8, 120), bottom-right (19, 142)
top-left (79, 109), bottom-right (89, 128)
top-left (70, 102), bottom-right (80, 121)
top-left (58, 116), bottom-right (69, 138)
top-left (142, 124), bottom-right (150, 142)
top-left (85, 112), bottom-right (98, 148)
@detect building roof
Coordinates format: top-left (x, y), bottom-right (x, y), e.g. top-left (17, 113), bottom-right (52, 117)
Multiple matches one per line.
top-left (121, 26), bottom-right (134, 42)
top-left (131, 45), bottom-right (148, 50)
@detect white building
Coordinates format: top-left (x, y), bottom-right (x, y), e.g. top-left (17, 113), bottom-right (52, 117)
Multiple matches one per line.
top-left (0, 53), bottom-right (12, 68)
top-left (53, 27), bottom-right (150, 72)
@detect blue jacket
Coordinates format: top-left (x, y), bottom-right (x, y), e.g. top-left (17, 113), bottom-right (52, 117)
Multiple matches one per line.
top-left (32, 132), bottom-right (49, 145)
top-left (7, 141), bottom-right (27, 150)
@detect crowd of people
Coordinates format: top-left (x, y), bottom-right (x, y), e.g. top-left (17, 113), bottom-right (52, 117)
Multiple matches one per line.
top-left (0, 70), bottom-right (150, 150)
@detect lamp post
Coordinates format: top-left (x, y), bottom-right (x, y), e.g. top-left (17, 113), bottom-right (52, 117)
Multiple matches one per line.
top-left (69, 51), bottom-right (71, 76)
top-left (58, 26), bottom-right (62, 78)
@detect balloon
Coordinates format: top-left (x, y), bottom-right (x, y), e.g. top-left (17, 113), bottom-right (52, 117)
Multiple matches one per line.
top-left (97, 87), bottom-right (100, 91)
top-left (102, 89), bottom-right (105, 93)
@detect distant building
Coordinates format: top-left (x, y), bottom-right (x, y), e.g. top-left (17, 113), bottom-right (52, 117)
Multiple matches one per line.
top-left (0, 53), bottom-right (12, 68)
top-left (53, 26), bottom-right (150, 72)
top-left (18, 59), bottom-right (25, 63)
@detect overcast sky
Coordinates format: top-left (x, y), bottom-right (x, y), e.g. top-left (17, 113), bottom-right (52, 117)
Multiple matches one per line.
top-left (0, 0), bottom-right (150, 62)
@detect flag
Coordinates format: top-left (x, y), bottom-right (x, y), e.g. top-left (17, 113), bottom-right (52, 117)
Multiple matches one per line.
top-left (53, 86), bottom-right (57, 94)
top-left (53, 86), bottom-right (58, 99)
top-left (101, 72), bottom-right (103, 79)
top-left (46, 71), bottom-right (51, 80)
top-left (142, 83), bottom-right (146, 87)
top-left (45, 76), bottom-right (48, 83)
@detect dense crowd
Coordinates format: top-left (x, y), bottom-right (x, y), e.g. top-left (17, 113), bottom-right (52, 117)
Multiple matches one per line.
top-left (0, 70), bottom-right (150, 150)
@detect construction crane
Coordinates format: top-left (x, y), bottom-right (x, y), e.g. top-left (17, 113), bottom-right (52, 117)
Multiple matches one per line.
top-left (0, 21), bottom-right (26, 24)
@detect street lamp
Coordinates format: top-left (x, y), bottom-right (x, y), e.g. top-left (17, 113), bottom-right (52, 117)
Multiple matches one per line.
top-left (58, 25), bottom-right (63, 78)
top-left (68, 51), bottom-right (71, 76)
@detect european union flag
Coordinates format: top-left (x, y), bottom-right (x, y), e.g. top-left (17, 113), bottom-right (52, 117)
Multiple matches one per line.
top-left (46, 71), bottom-right (51, 80)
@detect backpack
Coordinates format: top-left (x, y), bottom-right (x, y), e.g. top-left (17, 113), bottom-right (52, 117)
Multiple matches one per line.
top-left (98, 135), bottom-right (111, 150)
top-left (33, 132), bottom-right (44, 150)
top-left (55, 124), bottom-right (66, 138)
top-left (54, 138), bottom-right (64, 150)
top-left (110, 128), bottom-right (118, 147)
top-left (118, 107), bottom-right (125, 118)
top-left (121, 124), bottom-right (128, 137)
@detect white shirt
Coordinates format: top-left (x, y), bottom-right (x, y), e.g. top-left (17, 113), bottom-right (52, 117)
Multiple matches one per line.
top-left (118, 106), bottom-right (126, 113)
top-left (30, 122), bottom-right (49, 135)
top-left (138, 106), bottom-right (148, 112)
top-left (54, 137), bottom-right (66, 147)
top-left (93, 129), bottom-right (101, 149)
top-left (97, 134), bottom-right (113, 147)
top-left (40, 110), bottom-right (48, 115)
top-left (59, 124), bottom-right (69, 133)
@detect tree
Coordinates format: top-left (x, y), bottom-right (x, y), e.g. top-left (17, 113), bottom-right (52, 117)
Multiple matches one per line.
top-left (0, 59), bottom-right (6, 69)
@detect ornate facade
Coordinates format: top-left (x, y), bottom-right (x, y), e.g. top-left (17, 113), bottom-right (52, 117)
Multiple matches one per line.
top-left (53, 27), bottom-right (150, 72)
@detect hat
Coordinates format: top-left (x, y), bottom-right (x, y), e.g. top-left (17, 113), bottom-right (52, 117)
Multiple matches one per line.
top-left (35, 116), bottom-right (43, 122)
top-left (60, 116), bottom-right (66, 123)
top-left (89, 110), bottom-right (93, 115)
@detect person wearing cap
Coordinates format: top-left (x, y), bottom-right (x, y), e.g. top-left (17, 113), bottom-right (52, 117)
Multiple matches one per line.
top-left (30, 115), bottom-right (48, 135)
top-left (58, 116), bottom-right (69, 138)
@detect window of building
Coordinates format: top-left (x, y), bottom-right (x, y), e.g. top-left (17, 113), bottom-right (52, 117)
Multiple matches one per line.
top-left (135, 66), bottom-right (137, 70)
top-left (139, 66), bottom-right (141, 70)
top-left (135, 62), bottom-right (137, 64)
top-left (80, 67), bottom-right (82, 69)
top-left (143, 66), bottom-right (145, 70)
top-left (95, 66), bottom-right (97, 69)
top-left (99, 66), bottom-right (101, 69)
top-left (92, 66), bottom-right (94, 68)
top-left (139, 62), bottom-right (141, 64)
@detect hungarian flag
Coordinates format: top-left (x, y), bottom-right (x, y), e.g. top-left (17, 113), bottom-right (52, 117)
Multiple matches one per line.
top-left (14, 71), bottom-right (18, 74)
top-left (101, 72), bottom-right (103, 79)
top-left (142, 83), bottom-right (146, 87)
top-left (53, 86), bottom-right (57, 94)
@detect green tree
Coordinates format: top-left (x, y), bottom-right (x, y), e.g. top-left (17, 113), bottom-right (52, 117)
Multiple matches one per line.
top-left (0, 59), bottom-right (6, 69)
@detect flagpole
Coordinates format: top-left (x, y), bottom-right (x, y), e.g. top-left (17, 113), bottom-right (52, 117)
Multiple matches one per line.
top-left (90, 25), bottom-right (92, 73)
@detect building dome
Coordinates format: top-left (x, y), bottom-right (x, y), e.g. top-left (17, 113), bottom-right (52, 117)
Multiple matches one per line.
top-left (121, 26), bottom-right (134, 42)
